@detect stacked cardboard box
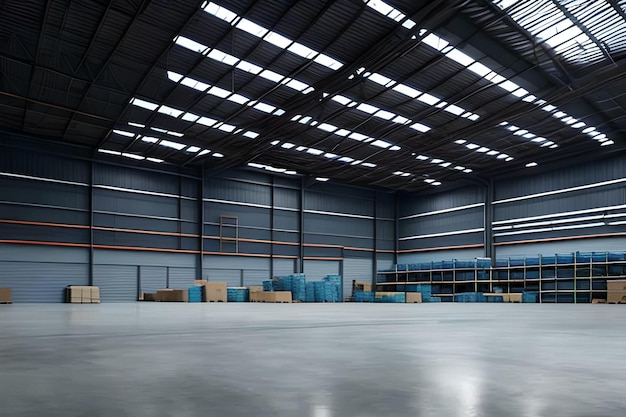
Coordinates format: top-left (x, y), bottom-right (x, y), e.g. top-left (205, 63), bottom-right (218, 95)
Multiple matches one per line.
top-left (353, 281), bottom-right (372, 292)
top-left (192, 281), bottom-right (227, 302)
top-left (405, 292), bottom-right (422, 303)
top-left (607, 280), bottom-right (626, 303)
top-left (67, 286), bottom-right (100, 304)
top-left (249, 291), bottom-right (292, 303)
top-left (154, 289), bottom-right (188, 302)
top-left (0, 288), bottom-right (12, 303)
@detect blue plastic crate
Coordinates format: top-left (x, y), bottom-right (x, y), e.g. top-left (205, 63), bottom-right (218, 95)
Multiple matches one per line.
top-left (419, 262), bottom-right (432, 270)
top-left (541, 269), bottom-right (556, 279)
top-left (396, 264), bottom-right (407, 271)
top-left (509, 258), bottom-right (525, 267)
top-left (477, 271), bottom-right (489, 280)
top-left (431, 261), bottom-right (444, 270)
top-left (476, 258), bottom-right (491, 268)
top-left (556, 253), bottom-right (574, 264)
top-left (576, 280), bottom-right (591, 290)
top-left (541, 256), bottom-right (556, 265)
top-left (487, 295), bottom-right (504, 303)
top-left (495, 259), bottom-right (509, 267)
top-left (455, 260), bottom-right (475, 269)
top-left (263, 281), bottom-right (273, 292)
top-left (576, 252), bottom-right (592, 263)
top-left (442, 260), bottom-right (454, 269)
top-left (608, 265), bottom-right (625, 275)
top-left (424, 297), bottom-right (441, 303)
top-left (592, 252), bottom-right (607, 262)
top-left (354, 291), bottom-right (374, 302)
top-left (557, 268), bottom-right (574, 278)
top-left (522, 292), bottom-right (538, 303)
top-left (592, 280), bottom-right (607, 290)
top-left (608, 252), bottom-right (625, 261)
top-left (525, 257), bottom-right (540, 266)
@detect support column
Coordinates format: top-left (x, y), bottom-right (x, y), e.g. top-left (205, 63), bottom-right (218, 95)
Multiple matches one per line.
top-left (89, 161), bottom-right (94, 286)
top-left (270, 176), bottom-right (274, 279)
top-left (198, 168), bottom-right (205, 279)
top-left (298, 178), bottom-right (305, 274)
top-left (484, 178), bottom-right (495, 260)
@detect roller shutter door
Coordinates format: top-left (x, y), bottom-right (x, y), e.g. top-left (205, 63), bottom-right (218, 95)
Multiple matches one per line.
top-left (343, 257), bottom-right (374, 300)
top-left (203, 268), bottom-right (241, 287)
top-left (139, 266), bottom-right (167, 293)
top-left (0, 261), bottom-right (88, 303)
top-left (168, 267), bottom-right (196, 289)
top-left (93, 265), bottom-right (137, 302)
top-left (272, 258), bottom-right (296, 277)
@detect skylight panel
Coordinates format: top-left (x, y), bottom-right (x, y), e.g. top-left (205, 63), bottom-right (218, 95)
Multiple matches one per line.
top-left (173, 36), bottom-right (208, 53)
top-left (324, 153), bottom-right (338, 159)
top-left (203, 2), bottom-right (238, 22)
top-left (160, 140), bottom-right (185, 150)
top-left (98, 149), bottom-right (121, 156)
top-left (315, 177), bottom-right (329, 182)
top-left (130, 98), bottom-right (159, 111)
top-left (392, 84), bottom-right (421, 98)
top-left (368, 72), bottom-right (393, 87)
top-left (259, 69), bottom-right (284, 83)
top-left (348, 132), bottom-right (368, 141)
top-left (157, 105), bottom-right (183, 118)
top-left (499, 80), bottom-right (519, 92)
top-left (366, 0), bottom-right (394, 16)
top-left (198, 150), bottom-right (211, 156)
top-left (207, 49), bottom-right (238, 66)
top-left (235, 18), bottom-right (268, 37)
top-left (288, 42), bottom-right (316, 59)
top-left (374, 110), bottom-right (396, 120)
top-left (283, 78), bottom-right (311, 92)
top-left (252, 102), bottom-right (276, 113)
top-left (113, 129), bottom-right (135, 138)
top-left (281, 143), bottom-right (295, 149)
top-left (356, 103), bottom-right (379, 114)
top-left (467, 62), bottom-right (491, 77)
top-left (187, 146), bottom-right (201, 153)
top-left (150, 127), bottom-right (167, 133)
top-left (318, 123), bottom-right (337, 133)
top-left (166, 131), bottom-right (184, 137)
top-left (445, 48), bottom-right (474, 66)
top-left (335, 129), bottom-right (350, 137)
top-left (127, 122), bottom-right (145, 128)
top-left (182, 113), bottom-right (200, 122)
top-left (416, 155), bottom-right (428, 161)
top-left (229, 93), bottom-right (249, 105)
top-left (417, 93), bottom-right (440, 106)
top-left (146, 157), bottom-right (163, 163)
top-left (212, 153), bottom-right (224, 158)
top-left (181, 77), bottom-right (210, 92)
top-left (313, 54), bottom-right (343, 70)
top-left (331, 95), bottom-right (352, 106)
top-left (339, 157), bottom-right (354, 163)
top-left (307, 148), bottom-right (324, 156)
top-left (264, 31), bottom-right (292, 49)
top-left (236, 60), bottom-right (262, 74)
top-left (207, 86), bottom-right (231, 98)
top-left (445, 104), bottom-right (464, 116)
top-left (217, 123), bottom-right (236, 132)
top-left (422, 33), bottom-right (449, 51)
top-left (197, 117), bottom-right (217, 127)
top-left (393, 115), bottom-right (410, 124)
top-left (410, 123), bottom-right (431, 133)
top-left (361, 162), bottom-right (377, 168)
top-left (372, 140), bottom-right (392, 148)
top-left (167, 71), bottom-right (183, 83)
top-left (141, 136), bottom-right (158, 143)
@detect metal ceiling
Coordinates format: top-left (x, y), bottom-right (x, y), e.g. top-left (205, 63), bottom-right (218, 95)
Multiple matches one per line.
top-left (1, 0), bottom-right (625, 192)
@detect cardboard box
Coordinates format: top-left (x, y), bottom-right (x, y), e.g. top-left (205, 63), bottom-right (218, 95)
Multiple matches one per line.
top-left (248, 286), bottom-right (263, 293)
top-left (607, 280), bottom-right (626, 303)
top-left (502, 293), bottom-right (522, 303)
top-left (155, 289), bottom-right (188, 302)
top-left (67, 286), bottom-right (100, 303)
top-left (204, 282), bottom-right (227, 302)
top-left (592, 298), bottom-right (607, 304)
top-left (143, 293), bottom-right (156, 301)
top-left (406, 292), bottom-right (422, 303)
top-left (194, 280), bottom-right (209, 286)
top-left (0, 288), bottom-right (12, 303)
top-left (353, 281), bottom-right (372, 292)
top-left (250, 291), bottom-right (292, 303)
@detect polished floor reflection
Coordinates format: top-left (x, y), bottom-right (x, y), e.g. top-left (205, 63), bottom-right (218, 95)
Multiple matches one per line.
top-left (1, 303), bottom-right (625, 416)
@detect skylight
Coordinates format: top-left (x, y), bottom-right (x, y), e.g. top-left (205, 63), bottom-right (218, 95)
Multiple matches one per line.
top-left (202, 2), bottom-right (343, 70)
top-left (273, 140), bottom-right (378, 169)
top-left (159, 140), bottom-right (186, 150)
top-left (247, 162), bottom-right (298, 175)
top-left (129, 96), bottom-right (260, 141)
top-left (294, 114), bottom-right (401, 151)
top-left (491, 0), bottom-right (626, 64)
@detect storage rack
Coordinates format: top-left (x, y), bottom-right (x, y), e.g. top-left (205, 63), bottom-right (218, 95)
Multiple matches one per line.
top-left (376, 251), bottom-right (626, 303)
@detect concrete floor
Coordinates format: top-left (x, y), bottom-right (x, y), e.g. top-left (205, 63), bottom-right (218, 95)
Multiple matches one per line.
top-left (1, 304), bottom-right (625, 417)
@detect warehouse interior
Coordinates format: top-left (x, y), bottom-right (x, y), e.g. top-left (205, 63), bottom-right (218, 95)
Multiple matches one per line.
top-left (1, 0), bottom-right (626, 415)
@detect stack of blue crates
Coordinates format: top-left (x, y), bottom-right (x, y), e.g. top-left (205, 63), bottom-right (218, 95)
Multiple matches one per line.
top-left (227, 287), bottom-right (249, 302)
top-left (354, 291), bottom-right (375, 302)
top-left (277, 276), bottom-right (292, 292)
top-left (263, 281), bottom-right (273, 292)
top-left (454, 292), bottom-right (486, 302)
top-left (487, 295), bottom-right (503, 303)
top-left (522, 292), bottom-right (538, 303)
top-left (188, 286), bottom-right (203, 303)
top-left (322, 275), bottom-right (341, 302)
top-left (313, 282), bottom-right (325, 302)
top-left (291, 274), bottom-right (306, 302)
top-left (305, 282), bottom-right (316, 302)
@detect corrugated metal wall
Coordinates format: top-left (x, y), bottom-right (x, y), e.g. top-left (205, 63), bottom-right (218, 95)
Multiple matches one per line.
top-left (168, 267), bottom-right (196, 289)
top-left (272, 258), bottom-right (296, 276)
